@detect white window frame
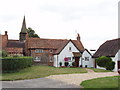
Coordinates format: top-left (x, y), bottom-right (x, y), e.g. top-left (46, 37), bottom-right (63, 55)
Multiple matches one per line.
top-left (85, 57), bottom-right (89, 61)
top-left (34, 56), bottom-right (41, 61)
top-left (69, 47), bottom-right (72, 52)
top-left (49, 49), bottom-right (53, 53)
top-left (35, 49), bottom-right (43, 53)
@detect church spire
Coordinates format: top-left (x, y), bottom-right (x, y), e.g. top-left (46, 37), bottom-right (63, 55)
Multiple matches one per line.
top-left (19, 16), bottom-right (27, 42)
top-left (21, 16), bottom-right (27, 33)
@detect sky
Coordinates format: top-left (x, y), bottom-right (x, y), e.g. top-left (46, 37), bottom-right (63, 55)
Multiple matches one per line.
top-left (0, 0), bottom-right (119, 51)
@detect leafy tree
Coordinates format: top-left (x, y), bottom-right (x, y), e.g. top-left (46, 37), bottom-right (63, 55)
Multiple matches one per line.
top-left (27, 27), bottom-right (39, 38)
top-left (96, 56), bottom-right (115, 70)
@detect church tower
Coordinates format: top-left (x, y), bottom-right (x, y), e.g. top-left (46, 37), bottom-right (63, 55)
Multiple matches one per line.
top-left (19, 16), bottom-right (27, 42)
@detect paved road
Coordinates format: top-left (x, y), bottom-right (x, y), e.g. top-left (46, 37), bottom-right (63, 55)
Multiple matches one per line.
top-left (2, 78), bottom-right (81, 88)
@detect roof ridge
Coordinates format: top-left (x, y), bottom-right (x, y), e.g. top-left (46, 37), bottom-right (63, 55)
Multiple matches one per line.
top-left (106, 38), bottom-right (120, 42)
top-left (40, 38), bottom-right (68, 40)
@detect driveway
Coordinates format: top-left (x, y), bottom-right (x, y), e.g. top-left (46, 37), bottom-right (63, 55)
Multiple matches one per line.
top-left (2, 78), bottom-right (80, 88)
top-left (46, 69), bottom-right (118, 86)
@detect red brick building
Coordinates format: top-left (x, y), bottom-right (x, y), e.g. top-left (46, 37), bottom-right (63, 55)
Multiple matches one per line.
top-left (1, 16), bottom-right (86, 66)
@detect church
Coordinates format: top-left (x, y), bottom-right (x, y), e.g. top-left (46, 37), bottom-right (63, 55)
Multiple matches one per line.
top-left (1, 16), bottom-right (94, 67)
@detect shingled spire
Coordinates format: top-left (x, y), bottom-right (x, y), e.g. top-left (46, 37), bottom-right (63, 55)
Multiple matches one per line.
top-left (19, 16), bottom-right (27, 42)
top-left (21, 16), bottom-right (27, 33)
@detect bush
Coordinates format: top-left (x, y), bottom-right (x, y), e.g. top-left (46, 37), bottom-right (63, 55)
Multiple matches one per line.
top-left (64, 62), bottom-right (69, 67)
top-left (106, 61), bottom-right (115, 70)
top-left (59, 62), bottom-right (62, 67)
top-left (72, 62), bottom-right (76, 67)
top-left (2, 56), bottom-right (33, 73)
top-left (96, 56), bottom-right (115, 70)
top-left (0, 50), bottom-right (8, 57)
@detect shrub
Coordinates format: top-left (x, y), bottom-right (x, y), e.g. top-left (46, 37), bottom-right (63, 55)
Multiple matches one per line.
top-left (2, 56), bottom-right (33, 73)
top-left (0, 50), bottom-right (8, 57)
top-left (96, 56), bottom-right (115, 70)
top-left (64, 62), bottom-right (69, 67)
top-left (59, 62), bottom-right (62, 67)
top-left (106, 61), bottom-right (115, 70)
top-left (72, 62), bottom-right (76, 67)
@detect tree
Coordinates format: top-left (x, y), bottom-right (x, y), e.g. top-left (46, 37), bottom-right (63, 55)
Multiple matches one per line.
top-left (27, 27), bottom-right (40, 38)
top-left (96, 56), bottom-right (115, 70)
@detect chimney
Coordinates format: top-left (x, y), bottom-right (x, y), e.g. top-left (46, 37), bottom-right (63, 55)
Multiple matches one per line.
top-left (5, 31), bottom-right (7, 35)
top-left (77, 33), bottom-right (80, 41)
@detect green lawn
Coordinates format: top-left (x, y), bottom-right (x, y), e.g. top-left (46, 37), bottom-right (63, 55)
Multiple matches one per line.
top-left (1, 65), bottom-right (87, 81)
top-left (88, 68), bottom-right (112, 72)
top-left (80, 76), bottom-right (120, 89)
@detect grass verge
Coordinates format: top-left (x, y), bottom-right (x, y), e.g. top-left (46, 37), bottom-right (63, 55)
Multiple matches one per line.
top-left (88, 68), bottom-right (112, 72)
top-left (1, 65), bottom-right (87, 81)
top-left (80, 76), bottom-right (120, 90)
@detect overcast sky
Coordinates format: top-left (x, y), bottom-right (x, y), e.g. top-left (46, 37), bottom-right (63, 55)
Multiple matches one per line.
top-left (0, 0), bottom-right (119, 51)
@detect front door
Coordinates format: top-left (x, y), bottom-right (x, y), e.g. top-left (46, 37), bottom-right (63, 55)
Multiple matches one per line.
top-left (75, 57), bottom-right (79, 67)
top-left (118, 61), bottom-right (120, 69)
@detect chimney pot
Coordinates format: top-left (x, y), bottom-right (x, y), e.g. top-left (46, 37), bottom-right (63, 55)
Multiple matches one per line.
top-left (5, 31), bottom-right (7, 35)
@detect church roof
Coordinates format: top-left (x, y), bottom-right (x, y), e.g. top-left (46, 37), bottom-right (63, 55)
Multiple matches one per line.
top-left (93, 38), bottom-right (120, 58)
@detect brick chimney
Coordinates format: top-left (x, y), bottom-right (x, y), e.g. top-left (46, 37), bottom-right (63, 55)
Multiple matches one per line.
top-left (77, 33), bottom-right (80, 41)
top-left (5, 31), bottom-right (8, 35)
top-left (2, 31), bottom-right (8, 50)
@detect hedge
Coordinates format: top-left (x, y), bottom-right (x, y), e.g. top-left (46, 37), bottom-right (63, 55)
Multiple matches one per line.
top-left (2, 56), bottom-right (33, 73)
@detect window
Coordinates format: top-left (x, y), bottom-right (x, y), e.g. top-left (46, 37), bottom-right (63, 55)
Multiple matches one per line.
top-left (34, 56), bottom-right (41, 61)
top-left (35, 49), bottom-right (43, 53)
top-left (50, 56), bottom-right (53, 62)
top-left (82, 58), bottom-right (84, 60)
top-left (85, 57), bottom-right (89, 61)
top-left (69, 47), bottom-right (71, 51)
top-left (49, 49), bottom-right (53, 53)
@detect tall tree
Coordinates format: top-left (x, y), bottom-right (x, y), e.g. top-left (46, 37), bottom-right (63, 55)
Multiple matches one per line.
top-left (27, 27), bottom-right (40, 38)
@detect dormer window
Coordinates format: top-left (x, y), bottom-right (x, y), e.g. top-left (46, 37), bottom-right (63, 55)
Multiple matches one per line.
top-left (49, 49), bottom-right (53, 53)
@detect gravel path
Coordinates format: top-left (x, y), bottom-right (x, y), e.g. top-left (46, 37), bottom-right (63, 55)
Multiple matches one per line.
top-left (46, 69), bottom-right (118, 86)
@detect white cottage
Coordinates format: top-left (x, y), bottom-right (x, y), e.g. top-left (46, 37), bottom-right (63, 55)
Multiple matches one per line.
top-left (93, 38), bottom-right (120, 71)
top-left (53, 38), bottom-right (93, 68)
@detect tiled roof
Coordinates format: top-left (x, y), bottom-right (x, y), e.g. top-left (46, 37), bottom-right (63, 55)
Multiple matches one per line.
top-left (93, 38), bottom-right (120, 58)
top-left (7, 40), bottom-right (25, 48)
top-left (6, 48), bottom-right (23, 53)
top-left (27, 37), bottom-right (85, 54)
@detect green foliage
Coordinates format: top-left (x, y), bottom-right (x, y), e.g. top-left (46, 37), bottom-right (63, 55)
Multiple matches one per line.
top-left (96, 56), bottom-right (115, 70)
top-left (0, 50), bottom-right (8, 57)
top-left (59, 62), bottom-right (62, 66)
top-left (64, 62), bottom-right (69, 67)
top-left (106, 61), bottom-right (115, 70)
top-left (2, 56), bottom-right (33, 73)
top-left (72, 62), bottom-right (76, 66)
top-left (27, 27), bottom-right (39, 38)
